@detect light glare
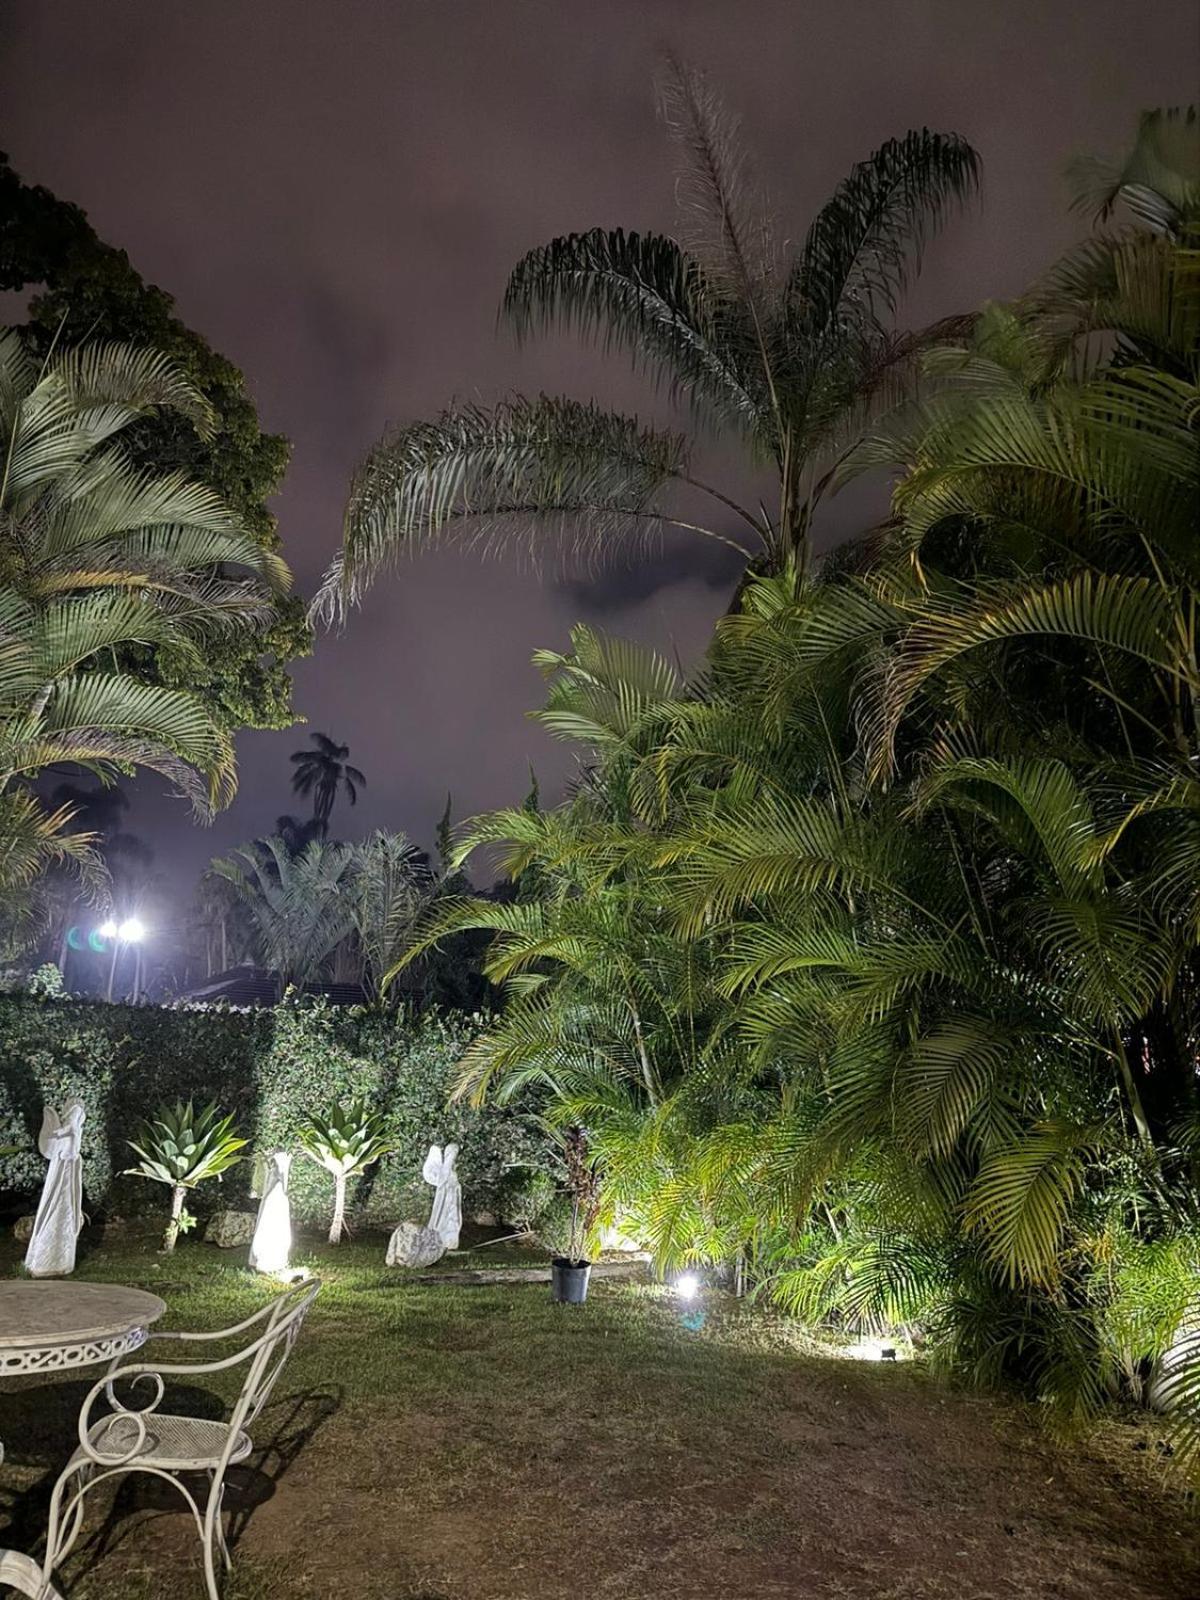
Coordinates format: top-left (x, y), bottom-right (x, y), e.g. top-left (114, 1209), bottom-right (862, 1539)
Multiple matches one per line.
top-left (97, 919), bottom-right (119, 940)
top-left (676, 1272), bottom-right (701, 1300)
top-left (850, 1338), bottom-right (901, 1363)
top-left (117, 917), bottom-right (146, 943)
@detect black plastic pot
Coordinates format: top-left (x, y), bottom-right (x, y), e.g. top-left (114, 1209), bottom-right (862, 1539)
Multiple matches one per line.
top-left (551, 1257), bottom-right (592, 1304)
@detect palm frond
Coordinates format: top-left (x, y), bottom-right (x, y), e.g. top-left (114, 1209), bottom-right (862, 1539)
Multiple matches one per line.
top-left (313, 396), bottom-right (700, 624)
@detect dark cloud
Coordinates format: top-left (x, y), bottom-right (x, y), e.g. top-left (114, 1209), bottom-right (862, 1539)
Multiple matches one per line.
top-left (2, 0), bottom-right (1195, 910)
top-left (556, 535), bottom-right (745, 615)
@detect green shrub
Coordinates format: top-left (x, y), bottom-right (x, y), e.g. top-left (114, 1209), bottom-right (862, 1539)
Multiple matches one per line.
top-left (26, 964), bottom-right (66, 1000)
top-left (533, 1195), bottom-right (576, 1257)
top-left (493, 1165), bottom-right (556, 1228)
top-left (0, 994), bottom-right (544, 1229)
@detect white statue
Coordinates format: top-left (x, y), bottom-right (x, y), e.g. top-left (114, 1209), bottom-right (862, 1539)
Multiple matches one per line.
top-left (24, 1098), bottom-right (86, 1277)
top-left (249, 1151), bottom-right (292, 1274)
top-left (423, 1142), bottom-right (462, 1250)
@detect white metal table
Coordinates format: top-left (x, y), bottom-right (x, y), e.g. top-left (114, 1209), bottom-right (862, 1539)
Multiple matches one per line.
top-left (0, 1281), bottom-right (166, 1598)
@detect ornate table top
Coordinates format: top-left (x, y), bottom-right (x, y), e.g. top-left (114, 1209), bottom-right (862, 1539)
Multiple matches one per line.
top-left (0, 1281), bottom-right (166, 1365)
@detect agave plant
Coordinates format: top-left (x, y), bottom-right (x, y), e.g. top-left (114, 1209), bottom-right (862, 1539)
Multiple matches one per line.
top-left (125, 1100), bottom-right (247, 1252)
top-left (298, 1099), bottom-right (393, 1244)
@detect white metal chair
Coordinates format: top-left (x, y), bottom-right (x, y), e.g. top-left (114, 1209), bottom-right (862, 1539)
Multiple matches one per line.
top-left (35, 1278), bottom-right (320, 1600)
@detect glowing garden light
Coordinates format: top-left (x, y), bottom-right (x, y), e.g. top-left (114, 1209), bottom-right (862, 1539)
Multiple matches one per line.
top-left (675, 1272), bottom-right (701, 1300)
top-left (118, 916), bottom-right (146, 943)
top-left (850, 1338), bottom-right (901, 1362)
top-left (97, 919), bottom-right (119, 940)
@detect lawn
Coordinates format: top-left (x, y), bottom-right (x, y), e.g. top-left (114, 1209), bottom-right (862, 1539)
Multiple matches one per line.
top-left (0, 1223), bottom-right (1194, 1600)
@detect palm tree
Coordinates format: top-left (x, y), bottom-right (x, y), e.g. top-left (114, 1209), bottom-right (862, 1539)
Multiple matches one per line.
top-left (0, 331), bottom-right (291, 923)
top-left (289, 732), bottom-right (365, 833)
top-left (394, 109), bottom-right (1200, 1450)
top-left (208, 836), bottom-right (355, 991)
top-left (194, 868), bottom-right (253, 978)
top-left (343, 830), bottom-right (433, 1001)
top-left (313, 64), bottom-right (978, 621)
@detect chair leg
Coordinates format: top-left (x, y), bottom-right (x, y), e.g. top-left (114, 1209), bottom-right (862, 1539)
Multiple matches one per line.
top-left (202, 1475), bottom-right (229, 1600)
top-left (41, 1462), bottom-right (92, 1578)
top-left (0, 1548), bottom-right (63, 1599)
top-left (207, 1472), bottom-right (233, 1570)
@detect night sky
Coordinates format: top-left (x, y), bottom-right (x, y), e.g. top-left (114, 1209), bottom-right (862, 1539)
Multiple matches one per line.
top-left (2, 1), bottom-right (1197, 915)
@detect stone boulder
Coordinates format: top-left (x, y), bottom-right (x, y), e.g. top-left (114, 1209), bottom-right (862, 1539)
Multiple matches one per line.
top-left (12, 1214), bottom-right (34, 1244)
top-left (385, 1221), bottom-right (446, 1268)
top-left (205, 1209), bottom-right (257, 1249)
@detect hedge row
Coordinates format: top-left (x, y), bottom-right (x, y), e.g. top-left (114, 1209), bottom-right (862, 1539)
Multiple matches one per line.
top-left (0, 995), bottom-right (543, 1230)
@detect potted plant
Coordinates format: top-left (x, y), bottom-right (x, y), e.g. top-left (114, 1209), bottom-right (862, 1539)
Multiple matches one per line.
top-left (125, 1100), bottom-right (246, 1252)
top-left (549, 1125), bottom-right (601, 1305)
top-left (298, 1098), bottom-right (393, 1244)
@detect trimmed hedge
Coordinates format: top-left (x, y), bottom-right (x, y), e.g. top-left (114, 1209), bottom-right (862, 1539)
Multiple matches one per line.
top-left (0, 995), bottom-right (542, 1230)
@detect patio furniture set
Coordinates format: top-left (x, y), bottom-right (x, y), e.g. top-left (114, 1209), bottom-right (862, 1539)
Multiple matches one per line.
top-left (0, 1275), bottom-right (319, 1598)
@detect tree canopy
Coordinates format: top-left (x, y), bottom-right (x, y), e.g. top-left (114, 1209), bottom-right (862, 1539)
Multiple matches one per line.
top-left (314, 65), bottom-right (979, 621)
top-left (0, 151), bottom-right (311, 733)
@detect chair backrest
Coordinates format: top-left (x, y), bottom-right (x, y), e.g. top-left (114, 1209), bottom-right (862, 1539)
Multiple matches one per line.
top-left (82, 1279), bottom-right (321, 1473)
top-left (229, 1279), bottom-right (320, 1435)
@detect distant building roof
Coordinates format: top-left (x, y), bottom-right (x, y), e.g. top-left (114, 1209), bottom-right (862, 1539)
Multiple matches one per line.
top-left (177, 965), bottom-right (367, 1008)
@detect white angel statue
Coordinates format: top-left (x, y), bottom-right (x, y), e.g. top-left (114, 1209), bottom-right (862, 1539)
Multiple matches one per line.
top-left (24, 1098), bottom-right (86, 1277)
top-left (423, 1142), bottom-right (462, 1250)
top-left (249, 1150), bottom-right (292, 1274)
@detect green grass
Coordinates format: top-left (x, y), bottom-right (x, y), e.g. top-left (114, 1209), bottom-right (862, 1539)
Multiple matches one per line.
top-left (1, 1223), bottom-right (1196, 1599)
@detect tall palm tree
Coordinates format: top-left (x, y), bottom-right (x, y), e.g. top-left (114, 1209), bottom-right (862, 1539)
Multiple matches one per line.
top-left (0, 330), bottom-right (291, 928)
top-left (343, 830), bottom-right (433, 1001)
top-left (395, 109), bottom-right (1200, 1450)
top-left (289, 732), bottom-right (365, 833)
top-left (313, 64), bottom-right (978, 621)
top-left (208, 835), bottom-right (355, 991)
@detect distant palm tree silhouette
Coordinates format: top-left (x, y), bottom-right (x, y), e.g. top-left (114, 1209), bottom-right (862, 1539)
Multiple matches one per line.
top-left (274, 814), bottom-right (325, 855)
top-left (289, 733), bottom-right (365, 833)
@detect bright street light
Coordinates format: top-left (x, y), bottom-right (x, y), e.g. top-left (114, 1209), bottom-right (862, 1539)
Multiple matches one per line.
top-left (100, 915), bottom-right (149, 1001)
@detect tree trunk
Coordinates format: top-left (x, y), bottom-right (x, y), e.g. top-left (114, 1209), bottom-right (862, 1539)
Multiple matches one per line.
top-left (329, 1172), bottom-right (347, 1244)
top-left (163, 1184), bottom-right (186, 1253)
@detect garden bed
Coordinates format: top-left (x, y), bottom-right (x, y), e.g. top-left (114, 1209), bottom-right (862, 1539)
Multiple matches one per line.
top-left (0, 1224), bottom-right (1194, 1599)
